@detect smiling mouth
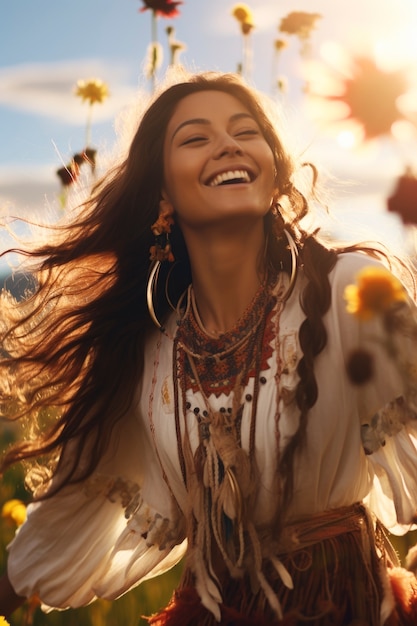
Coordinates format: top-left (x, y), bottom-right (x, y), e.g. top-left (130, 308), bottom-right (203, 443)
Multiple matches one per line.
top-left (208, 169), bottom-right (253, 187)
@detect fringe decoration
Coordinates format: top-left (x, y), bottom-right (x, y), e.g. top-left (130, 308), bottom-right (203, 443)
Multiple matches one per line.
top-left (146, 585), bottom-right (298, 626)
top-left (171, 289), bottom-right (278, 620)
top-left (147, 505), bottom-right (417, 626)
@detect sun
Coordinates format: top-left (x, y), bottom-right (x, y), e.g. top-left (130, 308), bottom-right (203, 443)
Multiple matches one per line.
top-left (305, 0), bottom-right (417, 149)
top-left (372, 0), bottom-right (417, 68)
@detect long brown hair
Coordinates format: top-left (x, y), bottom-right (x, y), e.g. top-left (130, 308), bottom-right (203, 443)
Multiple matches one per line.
top-left (0, 72), bottom-right (337, 504)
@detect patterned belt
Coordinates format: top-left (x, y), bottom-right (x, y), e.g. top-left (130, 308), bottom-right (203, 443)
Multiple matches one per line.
top-left (272, 502), bottom-right (383, 556)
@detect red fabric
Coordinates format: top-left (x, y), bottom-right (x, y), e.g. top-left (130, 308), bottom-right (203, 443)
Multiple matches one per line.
top-left (145, 507), bottom-right (417, 625)
top-left (388, 567), bottom-right (417, 624)
top-left (147, 586), bottom-right (298, 626)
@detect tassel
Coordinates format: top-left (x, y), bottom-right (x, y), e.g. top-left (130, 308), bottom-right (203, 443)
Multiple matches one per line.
top-left (187, 546), bottom-right (223, 621)
top-left (256, 570), bottom-right (284, 620)
top-left (218, 467), bottom-right (243, 522)
top-left (270, 556), bottom-right (294, 590)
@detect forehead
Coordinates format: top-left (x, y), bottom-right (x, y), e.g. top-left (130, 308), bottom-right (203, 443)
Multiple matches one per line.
top-left (165, 90), bottom-right (255, 136)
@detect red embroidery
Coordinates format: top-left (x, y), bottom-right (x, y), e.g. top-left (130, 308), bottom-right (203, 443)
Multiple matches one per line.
top-left (176, 285), bottom-right (276, 397)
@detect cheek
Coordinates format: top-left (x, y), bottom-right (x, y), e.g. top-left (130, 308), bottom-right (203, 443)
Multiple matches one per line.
top-left (163, 174), bottom-right (197, 216)
top-left (165, 151), bottom-right (196, 182)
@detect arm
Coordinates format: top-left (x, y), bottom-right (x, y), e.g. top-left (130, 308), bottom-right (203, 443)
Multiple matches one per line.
top-left (0, 572), bottom-right (26, 617)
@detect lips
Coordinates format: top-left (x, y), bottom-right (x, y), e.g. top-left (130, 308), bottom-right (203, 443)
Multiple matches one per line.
top-left (206, 168), bottom-right (255, 187)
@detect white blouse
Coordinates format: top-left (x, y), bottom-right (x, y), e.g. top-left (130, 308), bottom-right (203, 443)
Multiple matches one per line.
top-left (7, 251), bottom-right (417, 613)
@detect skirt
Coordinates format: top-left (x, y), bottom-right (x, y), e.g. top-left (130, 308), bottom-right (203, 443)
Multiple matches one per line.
top-left (147, 504), bottom-right (417, 626)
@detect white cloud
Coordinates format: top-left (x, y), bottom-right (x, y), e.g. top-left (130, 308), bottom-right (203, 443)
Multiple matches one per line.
top-left (0, 164), bottom-right (60, 217)
top-left (0, 59), bottom-right (140, 125)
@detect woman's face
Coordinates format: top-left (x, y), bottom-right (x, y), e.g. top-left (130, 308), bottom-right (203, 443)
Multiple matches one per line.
top-left (162, 90), bottom-right (276, 231)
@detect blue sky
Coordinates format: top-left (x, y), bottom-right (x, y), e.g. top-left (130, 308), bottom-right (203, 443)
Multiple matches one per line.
top-left (1, 0), bottom-right (416, 248)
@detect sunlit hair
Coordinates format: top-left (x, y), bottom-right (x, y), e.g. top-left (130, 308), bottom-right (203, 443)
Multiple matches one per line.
top-left (0, 72), bottom-right (373, 522)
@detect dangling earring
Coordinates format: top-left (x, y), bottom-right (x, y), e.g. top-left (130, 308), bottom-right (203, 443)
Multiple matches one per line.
top-left (268, 201), bottom-right (299, 301)
top-left (149, 200), bottom-right (175, 263)
top-left (147, 199), bottom-right (175, 331)
top-left (282, 228), bottom-right (298, 301)
top-left (147, 260), bottom-right (165, 331)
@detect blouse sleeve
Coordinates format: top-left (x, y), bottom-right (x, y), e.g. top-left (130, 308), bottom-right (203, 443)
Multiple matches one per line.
top-left (6, 396), bottom-right (187, 611)
top-left (334, 253), bottom-right (417, 534)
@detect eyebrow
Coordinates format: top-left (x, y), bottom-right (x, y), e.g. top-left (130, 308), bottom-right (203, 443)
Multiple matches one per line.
top-left (170, 112), bottom-right (255, 142)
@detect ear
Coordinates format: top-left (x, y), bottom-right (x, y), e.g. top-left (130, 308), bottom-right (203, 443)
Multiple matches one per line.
top-left (159, 192), bottom-right (174, 217)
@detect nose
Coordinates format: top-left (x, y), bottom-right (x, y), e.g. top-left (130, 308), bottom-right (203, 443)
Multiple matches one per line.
top-left (213, 133), bottom-right (244, 159)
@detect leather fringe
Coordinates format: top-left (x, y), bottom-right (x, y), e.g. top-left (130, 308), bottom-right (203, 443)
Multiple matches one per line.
top-left (147, 520), bottom-right (417, 626)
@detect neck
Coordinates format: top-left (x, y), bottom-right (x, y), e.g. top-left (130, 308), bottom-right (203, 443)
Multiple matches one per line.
top-left (183, 220), bottom-right (267, 335)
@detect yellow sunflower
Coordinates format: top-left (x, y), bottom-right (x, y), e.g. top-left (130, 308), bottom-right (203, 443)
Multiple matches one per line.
top-left (344, 266), bottom-right (407, 320)
top-left (232, 3), bottom-right (254, 34)
top-left (75, 78), bottom-right (109, 105)
top-left (2, 498), bottom-right (27, 527)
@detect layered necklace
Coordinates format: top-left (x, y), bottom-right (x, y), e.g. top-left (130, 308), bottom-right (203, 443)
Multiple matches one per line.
top-left (172, 275), bottom-right (283, 582)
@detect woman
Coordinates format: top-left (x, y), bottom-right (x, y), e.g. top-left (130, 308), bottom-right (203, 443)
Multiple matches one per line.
top-left (1, 71), bottom-right (417, 625)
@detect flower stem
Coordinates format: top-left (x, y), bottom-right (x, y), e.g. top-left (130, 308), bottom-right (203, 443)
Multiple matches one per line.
top-left (151, 10), bottom-right (158, 92)
top-left (242, 34), bottom-right (252, 81)
top-left (85, 104), bottom-right (93, 148)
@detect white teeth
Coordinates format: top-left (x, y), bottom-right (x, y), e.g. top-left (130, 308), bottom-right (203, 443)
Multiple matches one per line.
top-left (209, 169), bottom-right (251, 187)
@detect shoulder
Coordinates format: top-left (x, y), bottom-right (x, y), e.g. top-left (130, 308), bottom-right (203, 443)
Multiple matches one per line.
top-left (329, 251), bottom-right (388, 296)
top-left (332, 250), bottom-right (387, 278)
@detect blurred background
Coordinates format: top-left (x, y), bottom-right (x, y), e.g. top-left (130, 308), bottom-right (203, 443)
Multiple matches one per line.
top-left (1, 0), bottom-right (417, 624)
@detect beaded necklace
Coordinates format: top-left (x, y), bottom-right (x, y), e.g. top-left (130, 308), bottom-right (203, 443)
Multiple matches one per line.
top-left (172, 275), bottom-right (283, 581)
top-left (176, 280), bottom-right (276, 397)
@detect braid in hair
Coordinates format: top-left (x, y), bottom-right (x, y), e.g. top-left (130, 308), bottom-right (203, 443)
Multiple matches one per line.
top-left (278, 235), bottom-right (338, 521)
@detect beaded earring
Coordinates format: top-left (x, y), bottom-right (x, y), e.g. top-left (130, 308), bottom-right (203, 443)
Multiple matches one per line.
top-left (147, 199), bottom-right (175, 331)
top-left (149, 200), bottom-right (175, 263)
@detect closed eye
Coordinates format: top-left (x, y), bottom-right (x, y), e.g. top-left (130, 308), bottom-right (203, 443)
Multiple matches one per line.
top-left (180, 136), bottom-right (207, 145)
top-left (235, 128), bottom-right (260, 137)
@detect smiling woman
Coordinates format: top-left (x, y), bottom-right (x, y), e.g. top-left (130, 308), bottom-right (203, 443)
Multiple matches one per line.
top-left (1, 71), bottom-right (417, 626)
top-left (161, 90), bottom-right (277, 333)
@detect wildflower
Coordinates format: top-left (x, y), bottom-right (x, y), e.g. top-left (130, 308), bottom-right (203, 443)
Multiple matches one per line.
top-left (279, 11), bottom-right (321, 40)
top-left (75, 78), bottom-right (109, 106)
top-left (56, 163), bottom-right (79, 187)
top-left (139, 0), bottom-right (182, 17)
top-left (318, 56), bottom-right (409, 140)
top-left (166, 26), bottom-right (186, 65)
top-left (84, 147), bottom-right (97, 170)
top-left (344, 266), bottom-right (408, 321)
top-left (2, 498), bottom-right (27, 527)
top-left (74, 79), bottom-right (108, 154)
top-left (274, 39), bottom-right (288, 52)
top-left (140, 1), bottom-right (181, 90)
top-left (277, 76), bottom-right (288, 93)
top-left (169, 40), bottom-right (186, 64)
top-left (232, 3), bottom-right (255, 35)
top-left (145, 42), bottom-right (164, 80)
top-left (56, 148), bottom-right (97, 191)
top-left (57, 158), bottom-right (80, 208)
top-left (231, 3), bottom-right (255, 80)
top-left (74, 148), bottom-right (97, 173)
top-left (0, 617), bottom-right (10, 626)
top-left (387, 169), bottom-right (417, 225)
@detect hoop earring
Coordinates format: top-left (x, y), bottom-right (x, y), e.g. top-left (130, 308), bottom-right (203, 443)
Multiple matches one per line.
top-left (165, 262), bottom-right (179, 313)
top-left (147, 260), bottom-right (165, 331)
top-left (147, 260), bottom-right (191, 331)
top-left (282, 228), bottom-right (299, 302)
